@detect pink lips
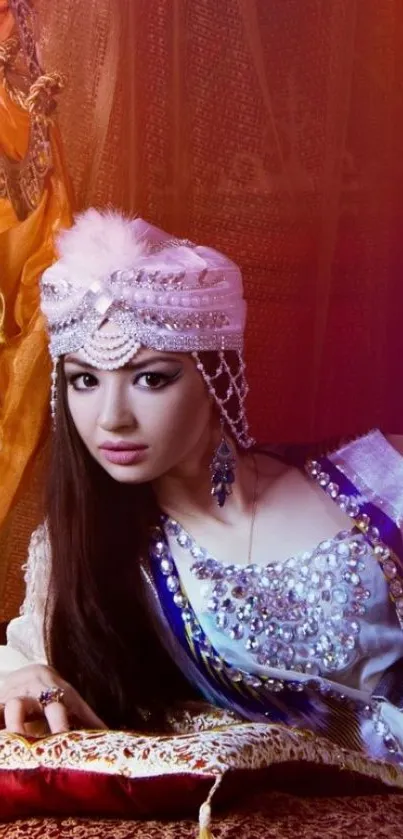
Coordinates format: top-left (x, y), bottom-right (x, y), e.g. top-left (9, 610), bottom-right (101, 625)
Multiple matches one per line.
top-left (99, 442), bottom-right (148, 466)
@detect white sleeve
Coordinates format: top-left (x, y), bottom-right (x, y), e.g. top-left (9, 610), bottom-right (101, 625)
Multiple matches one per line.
top-left (0, 524), bottom-right (50, 679)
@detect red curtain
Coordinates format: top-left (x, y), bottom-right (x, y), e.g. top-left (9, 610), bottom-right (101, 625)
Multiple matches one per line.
top-left (35, 0), bottom-right (403, 442)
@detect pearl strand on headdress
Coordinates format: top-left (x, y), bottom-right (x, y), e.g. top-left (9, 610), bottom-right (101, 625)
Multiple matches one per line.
top-left (50, 358), bottom-right (58, 426)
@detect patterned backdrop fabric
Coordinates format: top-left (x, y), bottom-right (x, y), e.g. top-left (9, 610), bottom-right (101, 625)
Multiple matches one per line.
top-left (1, 0), bottom-right (403, 619)
top-left (35, 0), bottom-right (403, 443)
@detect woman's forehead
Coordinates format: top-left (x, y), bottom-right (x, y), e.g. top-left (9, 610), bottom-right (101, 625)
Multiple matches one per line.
top-left (63, 346), bottom-right (188, 369)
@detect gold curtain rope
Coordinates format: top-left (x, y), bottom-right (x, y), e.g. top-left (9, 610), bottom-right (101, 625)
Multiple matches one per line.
top-left (0, 292), bottom-right (6, 346)
top-left (25, 71), bottom-right (65, 116)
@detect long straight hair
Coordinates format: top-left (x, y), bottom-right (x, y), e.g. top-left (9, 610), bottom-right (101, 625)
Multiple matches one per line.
top-left (45, 351), bottom-right (243, 729)
top-left (45, 363), bottom-right (198, 729)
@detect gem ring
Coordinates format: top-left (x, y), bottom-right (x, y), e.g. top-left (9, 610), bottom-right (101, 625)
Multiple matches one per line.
top-left (38, 687), bottom-right (65, 708)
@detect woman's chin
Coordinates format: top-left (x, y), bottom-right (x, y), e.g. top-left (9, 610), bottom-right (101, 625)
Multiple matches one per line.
top-left (97, 459), bottom-right (153, 484)
top-left (109, 465), bottom-right (150, 484)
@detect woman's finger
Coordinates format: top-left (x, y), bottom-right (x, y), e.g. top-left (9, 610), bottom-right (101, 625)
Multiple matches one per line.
top-left (40, 686), bottom-right (106, 732)
top-left (44, 699), bottom-right (71, 734)
top-left (4, 697), bottom-right (39, 734)
top-left (1, 670), bottom-right (107, 734)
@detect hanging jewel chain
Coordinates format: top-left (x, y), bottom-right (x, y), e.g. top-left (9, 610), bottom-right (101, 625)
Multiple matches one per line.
top-left (165, 452), bottom-right (260, 565)
top-left (247, 454), bottom-right (259, 564)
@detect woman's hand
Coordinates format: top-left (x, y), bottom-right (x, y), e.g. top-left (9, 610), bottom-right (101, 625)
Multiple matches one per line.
top-left (0, 664), bottom-right (107, 734)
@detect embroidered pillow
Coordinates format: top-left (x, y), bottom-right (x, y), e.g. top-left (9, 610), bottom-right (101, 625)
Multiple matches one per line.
top-left (0, 708), bottom-right (402, 822)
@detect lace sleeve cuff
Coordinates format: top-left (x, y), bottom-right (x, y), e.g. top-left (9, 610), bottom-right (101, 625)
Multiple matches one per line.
top-left (5, 523), bottom-right (50, 664)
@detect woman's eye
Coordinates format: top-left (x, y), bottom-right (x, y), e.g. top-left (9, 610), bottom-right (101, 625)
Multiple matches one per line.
top-left (136, 372), bottom-right (173, 389)
top-left (69, 373), bottom-right (98, 391)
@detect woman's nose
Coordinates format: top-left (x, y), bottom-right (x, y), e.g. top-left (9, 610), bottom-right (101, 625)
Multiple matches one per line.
top-left (97, 384), bottom-right (137, 431)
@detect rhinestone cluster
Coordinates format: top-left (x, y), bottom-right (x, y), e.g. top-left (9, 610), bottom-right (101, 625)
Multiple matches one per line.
top-left (42, 291), bottom-right (243, 360)
top-left (306, 460), bottom-right (403, 625)
top-left (152, 525), bottom-right (299, 693)
top-left (44, 297), bottom-right (244, 359)
top-left (167, 519), bottom-right (371, 677)
top-left (150, 525), bottom-right (403, 762)
top-left (108, 264), bottom-right (225, 292)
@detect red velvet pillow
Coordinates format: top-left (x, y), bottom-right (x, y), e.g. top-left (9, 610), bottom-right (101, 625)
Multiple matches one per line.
top-left (0, 710), bottom-right (402, 822)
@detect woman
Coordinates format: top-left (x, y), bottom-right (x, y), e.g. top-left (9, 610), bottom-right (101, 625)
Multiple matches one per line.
top-left (1, 209), bottom-right (403, 765)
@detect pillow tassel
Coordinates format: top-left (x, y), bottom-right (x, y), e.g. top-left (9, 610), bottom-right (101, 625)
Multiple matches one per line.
top-left (198, 800), bottom-right (214, 839)
top-left (197, 775), bottom-right (222, 839)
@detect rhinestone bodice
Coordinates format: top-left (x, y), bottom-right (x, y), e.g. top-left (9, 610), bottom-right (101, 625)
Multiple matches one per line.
top-left (164, 518), bottom-right (403, 688)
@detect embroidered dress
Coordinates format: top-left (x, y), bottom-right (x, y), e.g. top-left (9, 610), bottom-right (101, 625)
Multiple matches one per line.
top-left (148, 431), bottom-right (403, 762)
top-left (4, 431), bottom-right (403, 763)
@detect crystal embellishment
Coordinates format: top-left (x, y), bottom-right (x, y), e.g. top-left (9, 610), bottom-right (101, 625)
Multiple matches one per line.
top-left (169, 518), bottom-right (372, 678)
top-left (149, 523), bottom-right (403, 764)
top-left (306, 457), bottom-right (403, 628)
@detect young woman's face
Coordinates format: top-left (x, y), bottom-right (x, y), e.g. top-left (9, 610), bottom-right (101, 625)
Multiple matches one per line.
top-left (64, 346), bottom-right (213, 483)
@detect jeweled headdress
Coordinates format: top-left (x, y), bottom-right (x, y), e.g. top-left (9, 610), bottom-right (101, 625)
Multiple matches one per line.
top-left (41, 210), bottom-right (253, 447)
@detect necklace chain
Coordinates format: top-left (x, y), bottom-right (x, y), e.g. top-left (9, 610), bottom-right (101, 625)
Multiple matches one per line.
top-left (161, 454), bottom-right (260, 564)
top-left (247, 454), bottom-right (259, 564)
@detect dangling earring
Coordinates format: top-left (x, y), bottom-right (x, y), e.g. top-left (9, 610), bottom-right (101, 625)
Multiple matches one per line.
top-left (210, 423), bottom-right (236, 508)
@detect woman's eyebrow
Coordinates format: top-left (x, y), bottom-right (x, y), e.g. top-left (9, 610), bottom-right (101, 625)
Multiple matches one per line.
top-left (63, 354), bottom-right (183, 371)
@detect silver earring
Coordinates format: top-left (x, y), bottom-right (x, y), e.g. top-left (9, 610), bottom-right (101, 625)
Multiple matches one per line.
top-left (210, 425), bottom-right (236, 508)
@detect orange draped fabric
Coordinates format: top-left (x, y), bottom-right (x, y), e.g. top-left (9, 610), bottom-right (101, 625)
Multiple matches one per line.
top-left (0, 1), bottom-right (72, 618)
top-left (1, 0), bottom-right (403, 618)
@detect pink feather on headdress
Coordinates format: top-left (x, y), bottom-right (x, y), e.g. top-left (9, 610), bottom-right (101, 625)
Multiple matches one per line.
top-left (55, 209), bottom-right (148, 289)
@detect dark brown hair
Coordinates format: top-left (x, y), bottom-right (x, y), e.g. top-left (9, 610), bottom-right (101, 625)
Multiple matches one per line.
top-left (45, 351), bottom-right (242, 729)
